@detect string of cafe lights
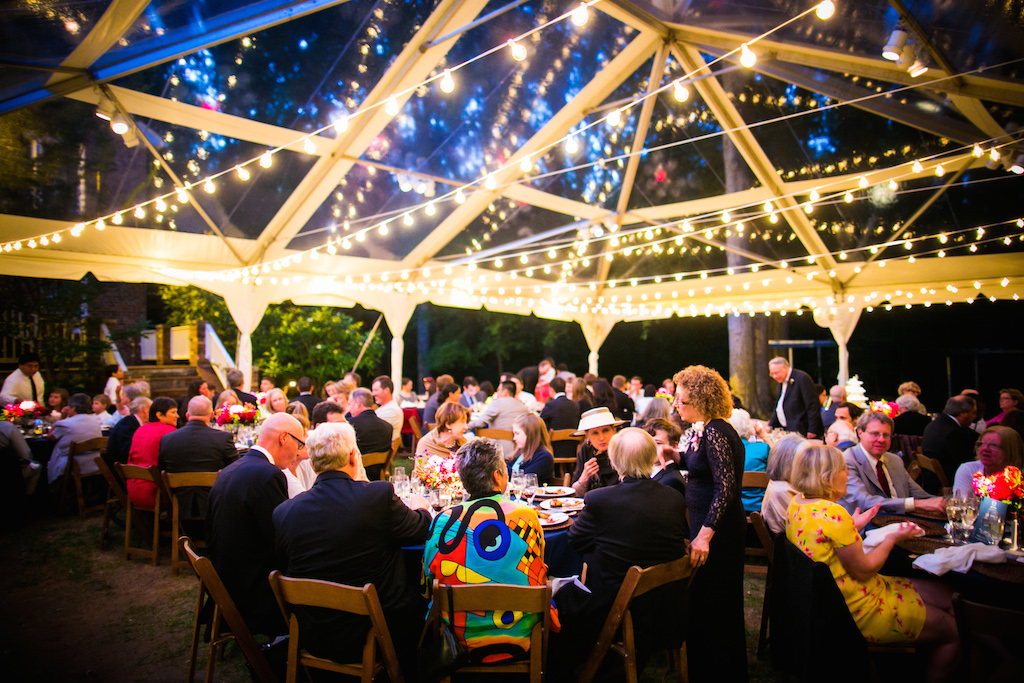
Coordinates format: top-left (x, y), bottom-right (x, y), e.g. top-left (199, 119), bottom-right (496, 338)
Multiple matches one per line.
top-left (0, 0), bottom-right (837, 257)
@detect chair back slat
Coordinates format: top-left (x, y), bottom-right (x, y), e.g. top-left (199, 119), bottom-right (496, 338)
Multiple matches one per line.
top-left (70, 437), bottom-right (108, 456)
top-left (914, 453), bottom-right (949, 488)
top-left (433, 582), bottom-right (552, 614)
top-left (742, 471), bottom-right (770, 488)
top-left (272, 575), bottom-right (373, 615)
top-left (94, 456), bottom-right (127, 508)
top-left (631, 555), bottom-right (695, 598)
top-left (549, 428), bottom-right (582, 443)
top-left (475, 428), bottom-right (514, 442)
top-left (163, 471), bottom-right (220, 488)
top-left (361, 451), bottom-right (390, 468)
top-left (117, 463), bottom-right (157, 483)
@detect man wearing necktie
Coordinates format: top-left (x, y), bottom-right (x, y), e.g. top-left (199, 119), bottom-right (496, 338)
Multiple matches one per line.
top-left (0, 352), bottom-right (44, 406)
top-left (766, 357), bottom-right (823, 438)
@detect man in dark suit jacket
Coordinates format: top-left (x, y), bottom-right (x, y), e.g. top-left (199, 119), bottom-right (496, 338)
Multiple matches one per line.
top-left (922, 395), bottom-right (980, 492)
top-left (293, 376), bottom-right (322, 417)
top-left (206, 413), bottom-right (304, 636)
top-left (611, 375), bottom-right (636, 424)
top-left (105, 396), bottom-right (151, 474)
top-left (767, 358), bottom-right (823, 438)
top-left (226, 368), bottom-right (258, 407)
top-left (539, 378), bottom-right (582, 462)
top-left (158, 396), bottom-right (238, 518)
top-left (347, 388), bottom-right (393, 479)
top-left (273, 421), bottom-right (431, 673)
top-left (892, 394), bottom-right (932, 436)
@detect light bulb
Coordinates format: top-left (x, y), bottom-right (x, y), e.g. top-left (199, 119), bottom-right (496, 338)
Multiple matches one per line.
top-left (455, 188), bottom-right (466, 204)
top-left (424, 202), bottom-right (436, 216)
top-left (484, 174), bottom-right (497, 190)
top-left (236, 166), bottom-right (250, 181)
top-left (385, 96), bottom-right (399, 116)
top-left (508, 40), bottom-right (527, 62)
top-left (809, 189), bottom-right (820, 202)
top-left (95, 219), bottom-right (105, 231)
top-left (934, 163), bottom-right (945, 177)
top-left (333, 115), bottom-right (348, 133)
top-left (889, 179), bottom-right (898, 191)
top-left (972, 144), bottom-right (984, 158)
top-left (110, 114), bottom-right (130, 135)
top-left (379, 223), bottom-right (388, 235)
top-left (844, 191), bottom-right (853, 203)
top-left (763, 200), bottom-right (773, 213)
top-left (439, 70), bottom-right (454, 94)
top-left (607, 108), bottom-right (622, 127)
top-left (111, 213), bottom-right (123, 225)
top-left (565, 135), bottom-right (579, 154)
top-left (134, 206), bottom-right (145, 219)
top-left (912, 160), bottom-right (923, 173)
top-left (303, 138), bottom-right (316, 154)
top-left (740, 44), bottom-right (756, 68)
top-left (403, 213), bottom-right (414, 226)
top-left (571, 2), bottom-right (588, 27)
top-left (176, 187), bottom-right (188, 203)
top-left (858, 175), bottom-right (868, 188)
top-left (721, 210), bottom-right (730, 222)
top-left (815, 1), bottom-right (835, 20)
top-left (204, 179), bottom-right (215, 193)
top-left (260, 152), bottom-right (273, 168)
top-left (673, 80), bottom-right (689, 102)
top-left (520, 156), bottom-right (533, 172)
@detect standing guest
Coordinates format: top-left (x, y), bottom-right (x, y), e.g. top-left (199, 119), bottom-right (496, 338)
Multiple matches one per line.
top-left (921, 395), bottom-right (980, 492)
top-left (959, 390), bottom-right (987, 433)
top-left (159, 395), bottom-right (238, 519)
top-left (46, 393), bottom-right (103, 487)
top-left (215, 389), bottom-right (240, 411)
top-left (643, 417), bottom-right (687, 501)
top-left (1, 419), bottom-right (41, 497)
top-left (207, 413), bottom-right (304, 636)
top-left (226, 369), bottom-right (257, 407)
top-left (535, 358), bottom-right (557, 405)
top-left (953, 426), bottom-right (1024, 495)
top-left (610, 375), bottom-right (636, 424)
top-left (569, 377), bottom-right (593, 414)
top-left (178, 379), bottom-right (212, 427)
top-left (422, 374), bottom-right (454, 425)
top-left (371, 375), bottom-right (403, 443)
top-left (125, 397), bottom-right (178, 509)
top-left (263, 388), bottom-right (289, 415)
top-left (509, 413), bottom-right (554, 485)
top-left (106, 397), bottom-right (151, 471)
top-left (417, 402), bottom-right (470, 458)
top-left (986, 388), bottom-right (1024, 426)
top-left (760, 434), bottom-right (809, 535)
top-left (673, 365), bottom-right (748, 682)
top-left (662, 378), bottom-right (675, 396)
top-left (552, 428), bottom-right (689, 679)
top-left (293, 377), bottom-right (322, 417)
top-left (838, 411), bottom-right (944, 516)
top-left (821, 385), bottom-right (846, 429)
top-left (311, 400), bottom-right (347, 428)
top-left (273, 422), bottom-right (431, 679)
top-left (397, 377), bottom-right (417, 404)
top-left (628, 376), bottom-right (644, 402)
top-left (540, 377), bottom-right (582, 463)
top-left (46, 388), bottom-right (69, 420)
top-left (425, 438), bottom-right (551, 664)
top-left (767, 357), bottom-right (823, 438)
top-left (103, 364), bottom-right (123, 407)
top-left (1, 352), bottom-right (44, 406)
top-left (459, 376), bottom-right (485, 408)
top-left (814, 383), bottom-right (828, 408)
top-left (467, 381), bottom-right (531, 457)
top-left (347, 388), bottom-right (393, 477)
top-left (569, 407), bottom-right (625, 497)
top-left (728, 408), bottom-right (770, 513)
top-left (788, 445), bottom-right (959, 680)
top-left (893, 394), bottom-right (932, 436)
top-left (898, 381), bottom-right (927, 413)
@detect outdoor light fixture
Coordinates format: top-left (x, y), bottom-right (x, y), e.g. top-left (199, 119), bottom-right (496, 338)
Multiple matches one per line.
top-left (1011, 154), bottom-right (1024, 175)
top-left (908, 57), bottom-right (929, 78)
top-left (673, 79), bottom-right (689, 102)
top-left (508, 39), bottom-right (527, 62)
top-left (815, 1), bottom-right (835, 20)
top-left (439, 69), bottom-right (454, 93)
top-left (94, 96), bottom-right (116, 122)
top-left (109, 113), bottom-right (130, 135)
top-left (739, 44), bottom-right (756, 68)
top-left (882, 29), bottom-right (908, 60)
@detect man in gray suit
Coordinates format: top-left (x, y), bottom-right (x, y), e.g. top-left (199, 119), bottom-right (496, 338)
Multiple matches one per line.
top-left (838, 411), bottom-right (943, 515)
top-left (467, 380), bottom-right (530, 456)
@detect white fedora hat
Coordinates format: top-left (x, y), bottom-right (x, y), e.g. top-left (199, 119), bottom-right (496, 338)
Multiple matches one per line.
top-left (573, 407), bottom-right (627, 436)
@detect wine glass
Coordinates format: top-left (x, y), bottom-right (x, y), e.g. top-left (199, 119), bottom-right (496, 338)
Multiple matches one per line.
top-left (509, 473), bottom-right (525, 502)
top-left (523, 473), bottom-right (539, 505)
top-left (438, 491), bottom-right (452, 511)
top-left (393, 466), bottom-right (406, 479)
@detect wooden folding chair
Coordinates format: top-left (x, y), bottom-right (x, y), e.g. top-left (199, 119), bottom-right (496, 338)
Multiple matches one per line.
top-left (549, 429), bottom-right (582, 480)
top-left (952, 592), bottom-right (1024, 682)
top-left (475, 428), bottom-right (514, 442)
top-left (161, 471), bottom-right (219, 576)
top-left (361, 451), bottom-right (391, 480)
top-left (61, 436), bottom-right (108, 518)
top-left (408, 414), bottom-right (423, 454)
top-left (914, 453), bottom-right (949, 489)
top-left (269, 571), bottom-right (404, 683)
top-left (578, 555), bottom-right (696, 683)
top-left (181, 537), bottom-right (278, 683)
top-left (94, 455), bottom-right (129, 550)
top-left (114, 463), bottom-right (162, 565)
top-left (425, 579), bottom-right (551, 683)
top-left (742, 471), bottom-right (771, 575)
top-left (895, 434), bottom-right (922, 463)
top-left (749, 511), bottom-right (775, 659)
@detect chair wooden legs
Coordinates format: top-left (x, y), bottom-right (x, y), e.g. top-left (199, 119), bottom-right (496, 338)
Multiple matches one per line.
top-left (757, 571), bottom-right (771, 659)
top-left (123, 498), bottom-right (160, 566)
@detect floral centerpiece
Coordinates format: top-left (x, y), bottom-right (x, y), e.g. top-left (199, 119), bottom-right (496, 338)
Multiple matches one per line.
top-left (973, 465), bottom-right (1024, 514)
top-left (215, 403), bottom-right (260, 427)
top-left (869, 400), bottom-right (899, 420)
top-left (413, 453), bottom-right (461, 493)
top-left (655, 388), bottom-right (673, 400)
top-left (3, 400), bottom-right (46, 423)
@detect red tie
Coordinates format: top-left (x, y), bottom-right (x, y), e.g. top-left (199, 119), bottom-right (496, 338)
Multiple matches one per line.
top-left (875, 460), bottom-right (891, 497)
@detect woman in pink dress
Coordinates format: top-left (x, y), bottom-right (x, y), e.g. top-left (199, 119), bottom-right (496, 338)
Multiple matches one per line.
top-left (126, 397), bottom-right (178, 509)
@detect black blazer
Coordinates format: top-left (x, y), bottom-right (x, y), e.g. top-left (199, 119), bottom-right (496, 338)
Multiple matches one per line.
top-left (105, 414), bottom-right (141, 473)
top-left (768, 368), bottom-right (824, 437)
top-left (349, 410), bottom-right (394, 479)
top-left (922, 415), bottom-right (979, 492)
top-left (158, 419), bottom-right (238, 517)
top-left (612, 388), bottom-right (635, 424)
top-left (893, 411), bottom-right (932, 437)
top-left (294, 393), bottom-right (322, 418)
top-left (273, 471), bottom-right (431, 659)
top-left (206, 450), bottom-right (288, 635)
top-left (653, 463), bottom-right (687, 505)
top-left (231, 388), bottom-right (259, 407)
top-left (540, 395), bottom-right (582, 461)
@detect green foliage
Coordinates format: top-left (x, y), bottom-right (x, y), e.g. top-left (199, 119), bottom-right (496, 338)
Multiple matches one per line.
top-left (158, 285), bottom-right (238, 356)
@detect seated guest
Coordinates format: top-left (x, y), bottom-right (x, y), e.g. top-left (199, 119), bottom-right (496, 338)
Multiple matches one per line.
top-left (838, 411), bottom-right (943, 516)
top-left (642, 417), bottom-right (686, 502)
top-left (106, 397), bottom-right (151, 474)
top-left (467, 380), bottom-right (530, 457)
top-left (285, 401), bottom-right (309, 423)
top-left (539, 377), bottom-right (582, 462)
top-left (177, 379), bottom-right (212, 427)
top-left (509, 413), bottom-right (554, 485)
top-left (46, 393), bottom-right (102, 487)
top-left (91, 394), bottom-right (118, 428)
top-left (328, 382), bottom-right (352, 414)
top-left (1, 419), bottom-right (40, 498)
top-left (282, 419), bottom-right (311, 498)
top-left (417, 402), bottom-right (469, 458)
top-left (821, 385), bottom-right (846, 429)
top-left (347, 388), bottom-right (394, 479)
top-left (1000, 408), bottom-right (1024, 440)
top-left (371, 375), bottom-right (403, 443)
top-left (921, 395), bottom-right (979, 492)
top-left (423, 374), bottom-right (454, 425)
top-left (263, 388), bottom-right (288, 416)
top-left (458, 376), bottom-right (485, 408)
top-left (208, 413), bottom-right (304, 636)
top-left (893, 394), bottom-right (932, 436)
top-left (729, 408), bottom-right (770, 513)
top-left (47, 388), bottom-right (69, 420)
top-left (569, 407), bottom-right (624, 497)
top-left (424, 437), bottom-right (552, 664)
top-left (787, 445), bottom-right (959, 680)
top-left (826, 419), bottom-right (858, 451)
top-left (986, 388), bottom-right (1024, 427)
top-left (274, 422), bottom-right (431, 676)
top-left (226, 368), bottom-right (258, 407)
top-left (552, 428), bottom-right (689, 678)
top-left (311, 400), bottom-right (346, 428)
top-left (833, 401), bottom-right (862, 428)
top-left (953, 426), bottom-right (1023, 495)
top-left (294, 376), bottom-right (322, 417)
top-left (397, 377), bottom-right (417, 404)
top-left (570, 377), bottom-right (593, 414)
top-left (761, 434), bottom-right (808, 534)
top-left (897, 380), bottom-right (925, 411)
top-left (636, 396), bottom-right (671, 429)
top-left (125, 397), bottom-right (178, 509)
top-left (437, 383), bottom-right (463, 412)
top-left (214, 390), bottom-right (239, 411)
top-left (108, 381), bottom-right (149, 427)
top-left (158, 395), bottom-right (237, 519)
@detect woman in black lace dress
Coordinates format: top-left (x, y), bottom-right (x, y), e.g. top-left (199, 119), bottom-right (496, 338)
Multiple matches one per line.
top-left (673, 365), bottom-right (748, 682)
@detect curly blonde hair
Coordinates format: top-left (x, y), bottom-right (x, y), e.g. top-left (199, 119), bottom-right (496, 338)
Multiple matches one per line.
top-left (672, 365), bottom-right (733, 420)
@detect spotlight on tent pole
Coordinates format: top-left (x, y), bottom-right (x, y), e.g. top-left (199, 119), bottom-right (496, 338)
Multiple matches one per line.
top-left (95, 95), bottom-right (116, 122)
top-left (908, 55), bottom-right (929, 78)
top-left (109, 113), bottom-right (130, 135)
top-left (882, 28), bottom-right (908, 61)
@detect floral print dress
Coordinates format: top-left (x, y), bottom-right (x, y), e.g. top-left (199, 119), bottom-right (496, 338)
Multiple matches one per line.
top-left (786, 498), bottom-right (926, 643)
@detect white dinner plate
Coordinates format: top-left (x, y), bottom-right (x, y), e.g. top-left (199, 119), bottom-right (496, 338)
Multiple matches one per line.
top-left (540, 498), bottom-right (584, 511)
top-left (538, 512), bottom-right (569, 527)
top-left (538, 486), bottom-right (574, 496)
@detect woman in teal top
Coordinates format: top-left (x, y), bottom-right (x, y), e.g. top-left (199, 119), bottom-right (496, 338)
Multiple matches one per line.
top-left (729, 409), bottom-right (770, 512)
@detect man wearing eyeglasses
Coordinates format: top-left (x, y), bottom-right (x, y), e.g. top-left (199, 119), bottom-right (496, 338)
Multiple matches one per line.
top-left (838, 411), bottom-right (943, 516)
top-left (207, 412), bottom-right (306, 636)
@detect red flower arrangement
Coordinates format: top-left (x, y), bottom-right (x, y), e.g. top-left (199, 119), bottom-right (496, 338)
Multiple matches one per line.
top-left (973, 465), bottom-right (1024, 514)
top-left (3, 400), bottom-right (46, 422)
top-left (869, 400), bottom-right (899, 419)
top-left (215, 403), bottom-right (260, 427)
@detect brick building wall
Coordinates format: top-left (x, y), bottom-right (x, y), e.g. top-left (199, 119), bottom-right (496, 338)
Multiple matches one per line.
top-left (90, 283), bottom-right (148, 365)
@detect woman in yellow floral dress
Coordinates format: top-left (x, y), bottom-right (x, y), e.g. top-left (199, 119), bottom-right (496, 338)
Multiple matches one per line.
top-left (786, 445), bottom-right (959, 682)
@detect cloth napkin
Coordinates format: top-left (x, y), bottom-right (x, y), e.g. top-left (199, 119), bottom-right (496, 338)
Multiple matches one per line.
top-left (862, 522), bottom-right (925, 551)
top-left (912, 543), bottom-right (1006, 575)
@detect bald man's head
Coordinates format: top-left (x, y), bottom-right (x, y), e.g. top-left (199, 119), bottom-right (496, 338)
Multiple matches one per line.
top-left (187, 395), bottom-right (213, 421)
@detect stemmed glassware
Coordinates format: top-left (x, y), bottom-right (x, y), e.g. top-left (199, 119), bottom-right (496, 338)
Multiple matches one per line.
top-left (509, 473), bottom-right (526, 502)
top-left (523, 473), bottom-right (539, 506)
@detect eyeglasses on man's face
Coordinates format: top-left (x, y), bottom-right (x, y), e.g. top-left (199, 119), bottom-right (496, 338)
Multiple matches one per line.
top-left (286, 433), bottom-right (306, 450)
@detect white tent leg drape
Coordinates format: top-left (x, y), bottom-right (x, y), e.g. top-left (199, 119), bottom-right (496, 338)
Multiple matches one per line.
top-left (578, 315), bottom-right (617, 376)
top-left (219, 285), bottom-right (276, 392)
top-left (376, 296), bottom-right (422, 388)
top-left (813, 303), bottom-right (862, 386)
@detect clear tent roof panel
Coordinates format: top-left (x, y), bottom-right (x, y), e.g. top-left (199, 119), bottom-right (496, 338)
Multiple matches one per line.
top-left (0, 0), bottom-right (111, 64)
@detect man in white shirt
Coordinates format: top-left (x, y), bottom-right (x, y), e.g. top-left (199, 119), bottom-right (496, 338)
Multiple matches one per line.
top-left (371, 375), bottom-right (403, 442)
top-left (1, 353), bottom-right (44, 406)
top-left (467, 380), bottom-right (531, 456)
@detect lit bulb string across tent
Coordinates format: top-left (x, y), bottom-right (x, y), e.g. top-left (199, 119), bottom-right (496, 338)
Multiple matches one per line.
top-left (0, 0), bottom-right (835, 256)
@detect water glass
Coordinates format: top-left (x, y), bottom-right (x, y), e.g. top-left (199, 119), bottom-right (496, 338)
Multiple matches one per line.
top-left (522, 473), bottom-right (539, 505)
top-left (393, 466), bottom-right (406, 479)
top-left (438, 491), bottom-right (452, 510)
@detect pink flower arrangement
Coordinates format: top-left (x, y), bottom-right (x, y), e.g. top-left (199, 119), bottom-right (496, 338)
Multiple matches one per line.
top-left (3, 400), bottom-right (46, 421)
top-left (869, 400), bottom-right (899, 419)
top-left (215, 403), bottom-right (259, 427)
top-left (413, 454), bottom-right (461, 489)
top-left (973, 465), bottom-right (1024, 513)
